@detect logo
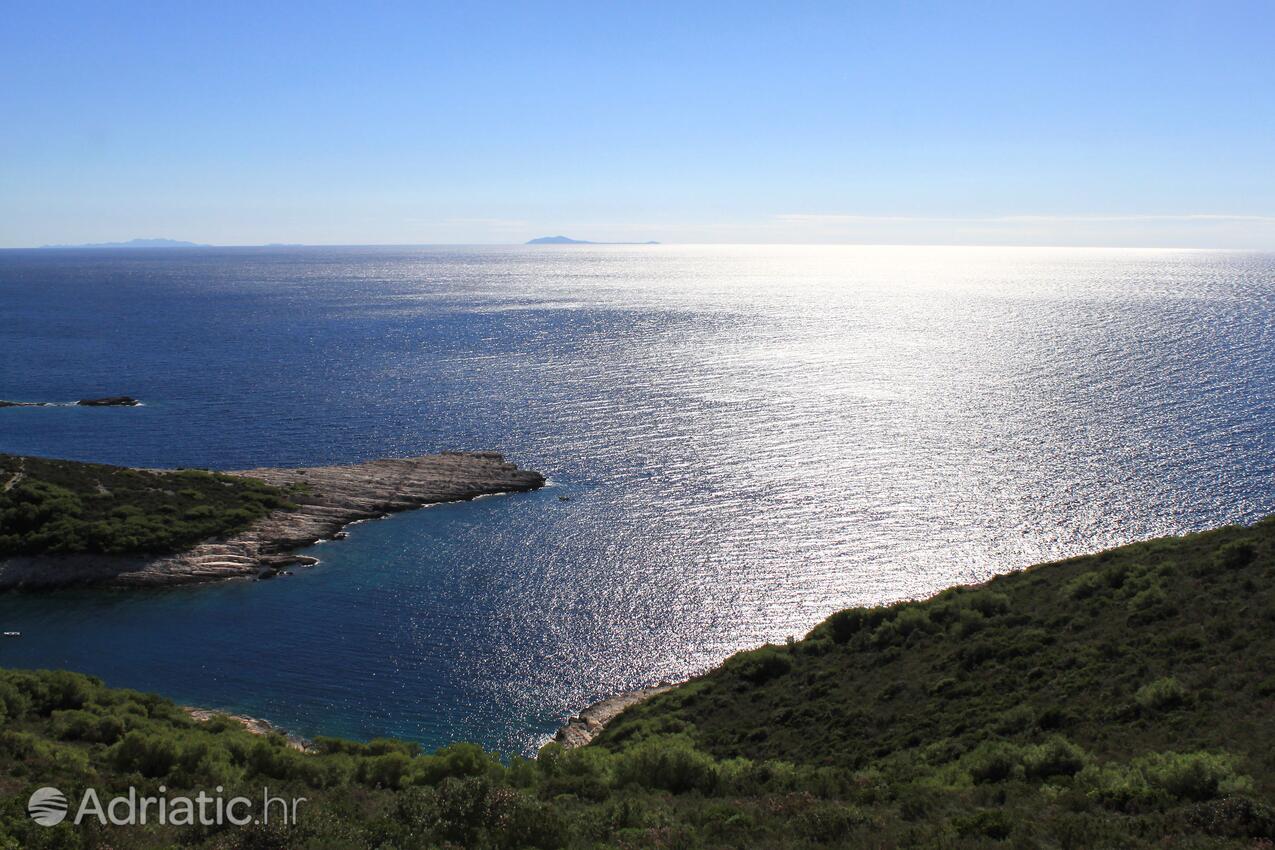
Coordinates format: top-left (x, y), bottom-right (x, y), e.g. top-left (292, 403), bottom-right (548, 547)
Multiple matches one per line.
top-left (28, 787), bottom-right (68, 826)
top-left (25, 784), bottom-right (305, 828)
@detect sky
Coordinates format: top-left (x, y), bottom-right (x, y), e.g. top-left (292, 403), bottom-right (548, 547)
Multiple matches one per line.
top-left (2, 1), bottom-right (1273, 248)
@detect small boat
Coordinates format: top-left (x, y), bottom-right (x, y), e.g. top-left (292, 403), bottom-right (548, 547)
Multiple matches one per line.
top-left (559, 495), bottom-right (571, 502)
top-left (2, 631), bottom-right (20, 638)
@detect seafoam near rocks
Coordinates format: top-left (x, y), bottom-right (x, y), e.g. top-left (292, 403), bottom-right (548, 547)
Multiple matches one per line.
top-left (0, 452), bottom-right (544, 589)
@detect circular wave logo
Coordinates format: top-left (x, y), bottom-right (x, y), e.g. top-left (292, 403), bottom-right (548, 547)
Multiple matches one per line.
top-left (28, 787), bottom-right (68, 826)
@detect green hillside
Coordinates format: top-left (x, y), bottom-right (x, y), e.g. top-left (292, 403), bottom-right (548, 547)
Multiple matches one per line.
top-left (0, 455), bottom-right (294, 557)
top-left (0, 517), bottom-right (1271, 848)
top-left (601, 516), bottom-right (1275, 776)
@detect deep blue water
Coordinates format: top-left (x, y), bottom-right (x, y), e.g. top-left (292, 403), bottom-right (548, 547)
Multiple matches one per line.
top-left (1, 245), bottom-right (1273, 755)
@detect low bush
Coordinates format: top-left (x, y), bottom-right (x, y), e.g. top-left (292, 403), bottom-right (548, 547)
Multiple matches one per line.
top-left (965, 741), bottom-right (1023, 783)
top-left (1135, 677), bottom-right (1189, 712)
top-left (733, 646), bottom-right (793, 685)
top-left (1078, 751), bottom-right (1253, 808)
top-left (1215, 541), bottom-right (1257, 570)
top-left (1065, 571), bottom-right (1107, 600)
top-left (952, 808), bottom-right (1013, 840)
top-left (1023, 736), bottom-right (1089, 779)
top-left (616, 738), bottom-right (719, 794)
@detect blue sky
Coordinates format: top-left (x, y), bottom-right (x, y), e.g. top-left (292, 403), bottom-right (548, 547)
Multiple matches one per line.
top-left (2, 1), bottom-right (1273, 247)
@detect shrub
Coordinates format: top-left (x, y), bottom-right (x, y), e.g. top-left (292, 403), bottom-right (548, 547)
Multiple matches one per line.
top-left (1127, 585), bottom-right (1169, 612)
top-left (1036, 705), bottom-right (1072, 731)
top-left (1184, 796), bottom-right (1275, 839)
top-left (874, 606), bottom-right (934, 645)
top-left (952, 607), bottom-right (987, 637)
top-left (416, 742), bottom-right (499, 785)
top-left (734, 646), bottom-right (793, 685)
top-left (361, 751), bottom-right (413, 789)
top-left (1064, 572), bottom-right (1106, 600)
top-left (25, 670), bottom-right (96, 714)
top-left (432, 776), bottom-right (496, 844)
top-left (1136, 752), bottom-right (1252, 802)
top-left (958, 641), bottom-right (999, 670)
top-left (0, 681), bottom-right (31, 720)
top-left (493, 793), bottom-right (569, 850)
top-left (538, 744), bottom-right (615, 800)
top-left (965, 591), bottom-right (1011, 617)
top-left (1135, 677), bottom-right (1188, 712)
top-left (617, 738), bottom-right (719, 794)
top-left (966, 741), bottom-right (1023, 783)
top-left (1079, 752), bottom-right (1253, 808)
top-left (994, 704), bottom-right (1035, 734)
top-left (1023, 736), bottom-right (1088, 779)
top-left (109, 731), bottom-right (180, 777)
top-left (1075, 763), bottom-right (1152, 809)
top-left (952, 809), bottom-right (1013, 840)
top-left (243, 738), bottom-right (307, 781)
top-left (826, 608), bottom-right (869, 643)
top-left (796, 802), bottom-right (871, 841)
top-left (51, 709), bottom-right (127, 744)
top-left (1215, 541), bottom-right (1257, 570)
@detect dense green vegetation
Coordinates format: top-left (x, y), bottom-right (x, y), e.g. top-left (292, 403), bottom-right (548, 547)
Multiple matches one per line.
top-left (0, 517), bottom-right (1271, 848)
top-left (0, 455), bottom-right (294, 557)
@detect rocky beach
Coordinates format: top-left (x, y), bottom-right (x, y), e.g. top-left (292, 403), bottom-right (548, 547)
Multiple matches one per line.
top-left (552, 685), bottom-right (675, 748)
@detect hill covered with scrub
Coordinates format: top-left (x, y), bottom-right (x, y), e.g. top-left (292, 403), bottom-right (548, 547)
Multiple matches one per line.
top-left (0, 454), bottom-right (295, 557)
top-left (0, 517), bottom-right (1272, 849)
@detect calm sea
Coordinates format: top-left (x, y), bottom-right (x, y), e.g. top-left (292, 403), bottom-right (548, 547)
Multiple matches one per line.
top-left (1, 245), bottom-right (1272, 754)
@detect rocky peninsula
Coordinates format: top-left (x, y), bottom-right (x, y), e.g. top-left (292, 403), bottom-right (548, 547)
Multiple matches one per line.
top-left (183, 706), bottom-right (314, 752)
top-left (552, 685), bottom-right (675, 748)
top-left (0, 395), bottom-right (141, 407)
top-left (75, 395), bottom-right (141, 406)
top-left (0, 452), bottom-right (544, 589)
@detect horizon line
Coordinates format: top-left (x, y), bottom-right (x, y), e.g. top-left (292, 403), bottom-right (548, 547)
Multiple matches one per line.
top-left (4, 241), bottom-right (1272, 252)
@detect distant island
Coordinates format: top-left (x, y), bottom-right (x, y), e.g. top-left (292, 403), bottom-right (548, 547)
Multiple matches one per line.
top-left (38, 238), bottom-right (210, 249)
top-left (527, 235), bottom-right (660, 245)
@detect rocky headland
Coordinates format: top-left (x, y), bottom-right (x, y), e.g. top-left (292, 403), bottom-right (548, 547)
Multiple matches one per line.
top-left (0, 396), bottom-right (141, 407)
top-left (0, 452), bottom-right (544, 589)
top-left (75, 396), bottom-right (141, 406)
top-left (183, 707), bottom-right (314, 752)
top-left (552, 685), bottom-right (675, 748)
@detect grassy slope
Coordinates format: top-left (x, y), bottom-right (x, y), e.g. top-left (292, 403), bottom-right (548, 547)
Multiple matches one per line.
top-left (599, 517), bottom-right (1275, 781)
top-left (0, 518), bottom-right (1271, 849)
top-left (0, 454), bottom-right (294, 557)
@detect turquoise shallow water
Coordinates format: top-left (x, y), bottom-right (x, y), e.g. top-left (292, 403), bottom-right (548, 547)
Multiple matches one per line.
top-left (1, 245), bottom-right (1273, 754)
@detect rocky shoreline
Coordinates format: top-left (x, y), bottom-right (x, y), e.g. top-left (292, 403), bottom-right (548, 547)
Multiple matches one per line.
top-left (183, 707), bottom-right (314, 752)
top-left (0, 451), bottom-right (544, 589)
top-left (189, 683), bottom-right (676, 758)
top-left (552, 685), bottom-right (675, 748)
top-left (179, 682), bottom-right (673, 759)
top-left (0, 395), bottom-right (141, 407)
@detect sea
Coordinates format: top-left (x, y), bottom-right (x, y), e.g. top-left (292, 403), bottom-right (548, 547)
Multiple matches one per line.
top-left (0, 244), bottom-right (1272, 755)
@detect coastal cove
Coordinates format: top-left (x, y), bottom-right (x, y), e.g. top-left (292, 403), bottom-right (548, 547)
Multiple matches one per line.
top-left (0, 490), bottom-right (601, 754)
top-left (1, 244), bottom-right (1273, 757)
top-left (1, 515), bottom-right (1272, 849)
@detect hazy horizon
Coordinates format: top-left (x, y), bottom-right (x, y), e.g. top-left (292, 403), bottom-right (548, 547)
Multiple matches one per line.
top-left (3, 1), bottom-right (1273, 250)
top-left (12, 237), bottom-right (1275, 252)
